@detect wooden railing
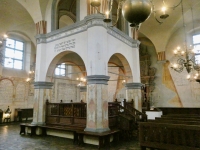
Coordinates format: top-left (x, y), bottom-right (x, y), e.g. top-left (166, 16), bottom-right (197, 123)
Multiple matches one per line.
top-left (139, 122), bottom-right (200, 150)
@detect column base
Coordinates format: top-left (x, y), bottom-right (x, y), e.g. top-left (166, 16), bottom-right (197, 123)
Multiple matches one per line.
top-left (84, 127), bottom-right (110, 133)
top-left (31, 122), bottom-right (45, 125)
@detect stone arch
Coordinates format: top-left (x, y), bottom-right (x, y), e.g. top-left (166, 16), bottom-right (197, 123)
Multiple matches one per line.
top-left (46, 51), bottom-right (87, 82)
top-left (108, 53), bottom-right (133, 83)
top-left (51, 0), bottom-right (76, 31)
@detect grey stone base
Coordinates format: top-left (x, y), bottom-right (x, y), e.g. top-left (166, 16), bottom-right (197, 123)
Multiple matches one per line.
top-left (31, 122), bottom-right (45, 125)
top-left (84, 127), bottom-right (110, 133)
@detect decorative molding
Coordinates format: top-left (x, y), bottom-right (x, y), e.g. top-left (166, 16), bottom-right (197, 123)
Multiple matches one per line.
top-left (125, 83), bottom-right (143, 89)
top-left (36, 14), bottom-right (136, 47)
top-left (84, 127), bottom-right (110, 133)
top-left (87, 75), bottom-right (110, 85)
top-left (34, 82), bottom-right (54, 89)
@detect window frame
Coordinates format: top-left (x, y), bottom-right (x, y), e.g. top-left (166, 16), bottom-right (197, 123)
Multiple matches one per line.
top-left (4, 38), bottom-right (25, 70)
top-left (55, 63), bottom-right (66, 76)
top-left (193, 34), bottom-right (200, 64)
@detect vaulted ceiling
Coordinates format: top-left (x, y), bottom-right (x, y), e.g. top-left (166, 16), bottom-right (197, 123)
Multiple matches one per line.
top-left (0, 0), bottom-right (200, 53)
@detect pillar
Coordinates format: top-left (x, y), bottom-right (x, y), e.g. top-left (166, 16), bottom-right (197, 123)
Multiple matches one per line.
top-left (32, 82), bottom-right (53, 125)
top-left (85, 75), bottom-right (110, 133)
top-left (80, 86), bottom-right (87, 103)
top-left (76, 0), bottom-right (87, 21)
top-left (125, 83), bottom-right (143, 112)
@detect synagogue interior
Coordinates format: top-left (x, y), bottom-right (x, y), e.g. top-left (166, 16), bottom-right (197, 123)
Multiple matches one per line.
top-left (1, 0), bottom-right (200, 149)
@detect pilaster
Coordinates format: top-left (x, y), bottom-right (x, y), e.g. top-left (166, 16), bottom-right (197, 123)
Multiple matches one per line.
top-left (85, 75), bottom-right (110, 133)
top-left (125, 82), bottom-right (143, 111)
top-left (32, 82), bottom-right (54, 125)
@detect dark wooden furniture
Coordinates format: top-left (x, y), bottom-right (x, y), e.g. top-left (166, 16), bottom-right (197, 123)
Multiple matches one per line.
top-left (14, 108), bottom-right (33, 122)
top-left (77, 129), bottom-right (120, 149)
top-left (139, 122), bottom-right (200, 150)
top-left (20, 123), bottom-right (37, 136)
top-left (158, 107), bottom-right (200, 115)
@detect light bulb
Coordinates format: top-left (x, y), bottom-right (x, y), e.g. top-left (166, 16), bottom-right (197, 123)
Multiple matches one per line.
top-left (173, 49), bottom-right (178, 54)
top-left (161, 6), bottom-right (167, 13)
top-left (4, 34), bottom-right (8, 38)
top-left (105, 11), bottom-right (109, 19)
top-left (187, 74), bottom-right (191, 79)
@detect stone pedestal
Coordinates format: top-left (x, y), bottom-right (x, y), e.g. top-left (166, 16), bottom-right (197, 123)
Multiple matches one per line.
top-left (125, 83), bottom-right (143, 112)
top-left (84, 75), bottom-right (110, 133)
top-left (32, 82), bottom-right (53, 125)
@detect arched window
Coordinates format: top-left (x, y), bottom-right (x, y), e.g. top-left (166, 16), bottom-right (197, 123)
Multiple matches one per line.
top-left (193, 34), bottom-right (200, 64)
top-left (4, 38), bottom-right (24, 69)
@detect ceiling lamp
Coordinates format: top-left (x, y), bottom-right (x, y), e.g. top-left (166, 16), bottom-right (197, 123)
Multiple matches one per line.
top-left (170, 1), bottom-right (200, 75)
top-left (90, 0), bottom-right (183, 29)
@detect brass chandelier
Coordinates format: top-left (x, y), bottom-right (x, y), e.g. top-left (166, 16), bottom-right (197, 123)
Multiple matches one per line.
top-left (170, 1), bottom-right (200, 75)
top-left (90, 0), bottom-right (183, 28)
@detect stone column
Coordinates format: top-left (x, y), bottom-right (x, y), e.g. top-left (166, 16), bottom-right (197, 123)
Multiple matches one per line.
top-left (32, 82), bottom-right (54, 125)
top-left (85, 75), bottom-right (110, 133)
top-left (125, 83), bottom-right (143, 112)
top-left (76, 0), bottom-right (87, 21)
top-left (80, 86), bottom-right (87, 103)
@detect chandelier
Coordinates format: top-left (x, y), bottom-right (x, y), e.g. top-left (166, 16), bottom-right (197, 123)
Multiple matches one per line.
top-left (170, 1), bottom-right (200, 75)
top-left (90, 0), bottom-right (182, 29)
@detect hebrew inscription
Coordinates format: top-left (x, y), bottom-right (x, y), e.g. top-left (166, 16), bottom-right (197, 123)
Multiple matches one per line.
top-left (54, 39), bottom-right (76, 52)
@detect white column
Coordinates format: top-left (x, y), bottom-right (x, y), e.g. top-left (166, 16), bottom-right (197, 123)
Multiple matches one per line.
top-left (32, 82), bottom-right (54, 125)
top-left (85, 75), bottom-right (110, 133)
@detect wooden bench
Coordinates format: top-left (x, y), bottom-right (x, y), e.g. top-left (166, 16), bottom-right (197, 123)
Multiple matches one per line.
top-left (38, 124), bottom-right (85, 144)
top-left (77, 129), bottom-right (120, 149)
top-left (20, 123), bottom-right (37, 136)
top-left (139, 122), bottom-right (200, 150)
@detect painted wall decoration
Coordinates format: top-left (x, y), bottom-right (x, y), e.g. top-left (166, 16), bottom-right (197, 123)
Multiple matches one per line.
top-left (0, 79), bottom-right (14, 103)
top-left (15, 82), bottom-right (26, 102)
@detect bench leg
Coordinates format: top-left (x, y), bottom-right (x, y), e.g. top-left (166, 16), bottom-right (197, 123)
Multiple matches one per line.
top-left (73, 132), bottom-right (78, 145)
top-left (104, 135), bottom-right (110, 148)
top-left (41, 127), bottom-right (47, 136)
top-left (78, 133), bottom-right (84, 146)
top-left (20, 125), bottom-right (26, 135)
top-left (98, 136), bottom-right (104, 149)
top-left (141, 146), bottom-right (146, 150)
top-left (30, 127), bottom-right (36, 136)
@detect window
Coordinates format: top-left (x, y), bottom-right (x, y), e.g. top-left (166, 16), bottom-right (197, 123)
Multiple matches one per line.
top-left (193, 35), bottom-right (200, 64)
top-left (4, 38), bottom-right (24, 69)
top-left (55, 63), bottom-right (66, 76)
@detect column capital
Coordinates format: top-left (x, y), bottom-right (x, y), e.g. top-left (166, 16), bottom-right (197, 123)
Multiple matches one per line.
top-left (34, 82), bottom-right (54, 89)
top-left (125, 82), bottom-right (143, 89)
top-left (87, 75), bottom-right (110, 85)
top-left (80, 86), bottom-right (87, 92)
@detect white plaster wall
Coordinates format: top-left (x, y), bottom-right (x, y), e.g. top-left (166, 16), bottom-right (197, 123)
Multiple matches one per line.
top-left (35, 23), bottom-right (138, 83)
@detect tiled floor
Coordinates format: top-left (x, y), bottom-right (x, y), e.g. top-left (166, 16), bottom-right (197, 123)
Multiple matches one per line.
top-left (0, 122), bottom-right (141, 150)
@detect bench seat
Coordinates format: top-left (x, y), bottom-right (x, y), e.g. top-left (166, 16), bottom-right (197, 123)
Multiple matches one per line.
top-left (77, 129), bottom-right (120, 149)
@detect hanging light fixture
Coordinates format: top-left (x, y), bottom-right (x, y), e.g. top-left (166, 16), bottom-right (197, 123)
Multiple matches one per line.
top-left (170, 1), bottom-right (200, 75)
top-left (90, 0), bottom-right (183, 29)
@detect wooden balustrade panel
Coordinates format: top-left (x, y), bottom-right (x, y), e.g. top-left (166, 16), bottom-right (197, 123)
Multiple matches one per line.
top-left (59, 116), bottom-right (72, 125)
top-left (139, 122), bottom-right (200, 149)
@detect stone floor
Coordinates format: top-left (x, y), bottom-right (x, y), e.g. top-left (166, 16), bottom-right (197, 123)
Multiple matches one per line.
top-left (0, 122), bottom-right (141, 150)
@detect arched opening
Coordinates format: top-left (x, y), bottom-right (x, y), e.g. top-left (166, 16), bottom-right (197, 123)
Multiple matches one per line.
top-left (107, 53), bottom-right (133, 102)
top-left (59, 15), bottom-right (74, 29)
top-left (46, 51), bottom-right (86, 103)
